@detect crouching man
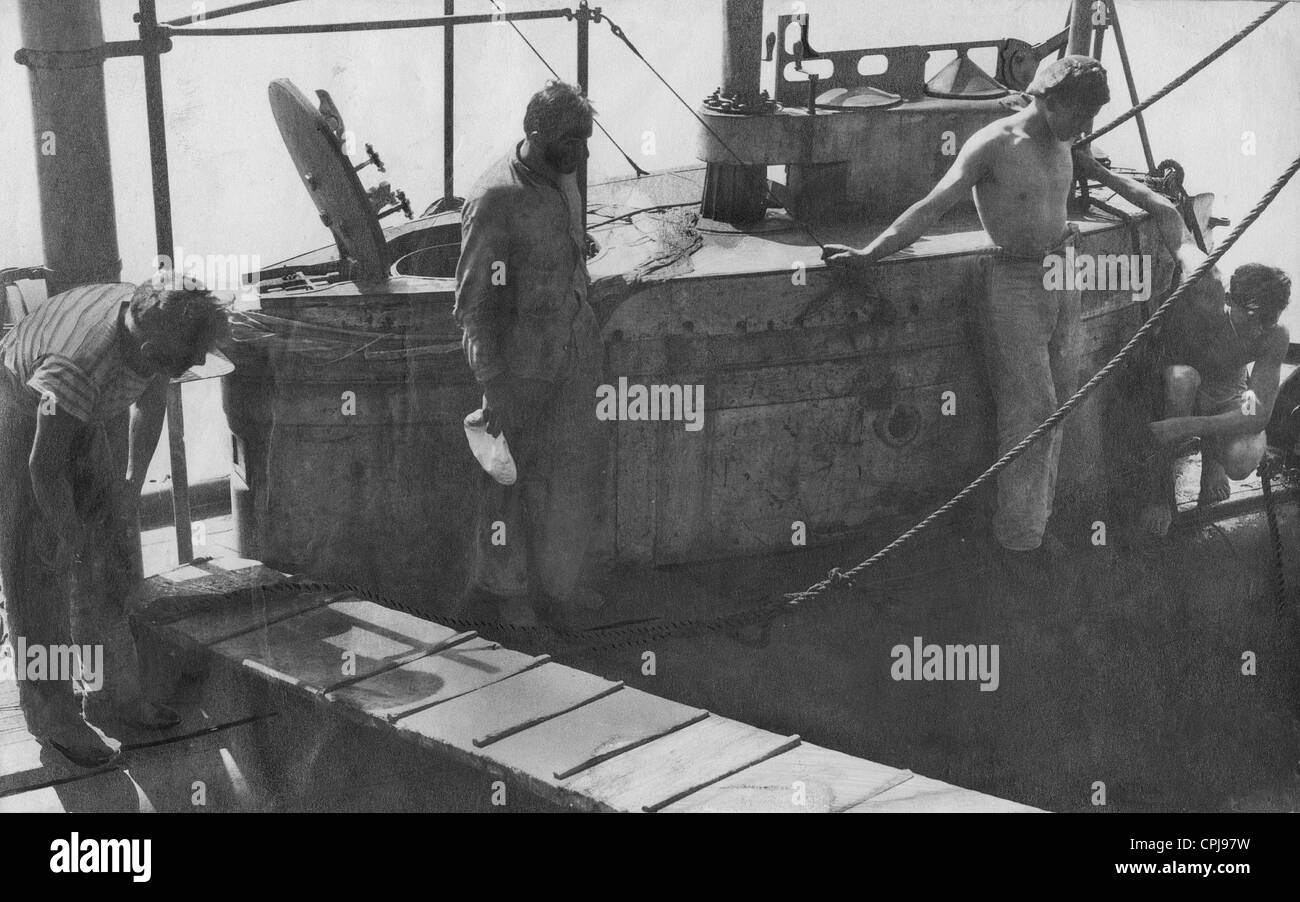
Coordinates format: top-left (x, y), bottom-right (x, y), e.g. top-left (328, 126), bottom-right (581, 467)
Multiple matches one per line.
top-left (0, 280), bottom-right (230, 766)
top-left (1139, 261), bottom-right (1291, 535)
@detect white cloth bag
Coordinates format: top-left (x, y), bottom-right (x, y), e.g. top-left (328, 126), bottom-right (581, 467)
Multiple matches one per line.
top-left (463, 407), bottom-right (517, 485)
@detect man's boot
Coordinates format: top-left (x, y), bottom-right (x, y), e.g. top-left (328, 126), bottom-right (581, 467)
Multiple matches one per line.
top-left (43, 718), bottom-right (120, 768)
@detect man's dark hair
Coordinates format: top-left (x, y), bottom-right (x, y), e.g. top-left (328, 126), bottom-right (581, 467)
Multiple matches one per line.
top-left (131, 282), bottom-right (231, 351)
top-left (1230, 263), bottom-right (1291, 324)
top-left (1026, 54), bottom-right (1109, 112)
top-left (523, 80), bottom-right (596, 141)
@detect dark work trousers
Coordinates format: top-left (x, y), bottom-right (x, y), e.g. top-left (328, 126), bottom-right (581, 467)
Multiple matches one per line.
top-left (0, 368), bottom-right (143, 738)
top-left (467, 319), bottom-right (604, 611)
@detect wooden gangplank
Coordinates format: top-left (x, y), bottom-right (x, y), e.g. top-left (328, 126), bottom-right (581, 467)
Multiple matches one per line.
top-left (118, 556), bottom-right (1039, 813)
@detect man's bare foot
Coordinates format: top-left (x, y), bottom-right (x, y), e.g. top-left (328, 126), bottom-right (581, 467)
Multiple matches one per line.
top-left (1137, 502), bottom-right (1172, 537)
top-left (1198, 457), bottom-right (1232, 505)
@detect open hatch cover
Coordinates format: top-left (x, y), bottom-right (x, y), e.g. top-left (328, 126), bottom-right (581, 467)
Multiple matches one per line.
top-left (268, 78), bottom-right (390, 283)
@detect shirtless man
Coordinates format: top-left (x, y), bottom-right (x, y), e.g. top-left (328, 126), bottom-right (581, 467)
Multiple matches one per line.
top-left (1138, 261), bottom-right (1291, 536)
top-left (824, 56), bottom-right (1195, 581)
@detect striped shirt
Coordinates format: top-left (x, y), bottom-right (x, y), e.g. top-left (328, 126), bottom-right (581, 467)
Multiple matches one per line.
top-left (0, 283), bottom-right (154, 423)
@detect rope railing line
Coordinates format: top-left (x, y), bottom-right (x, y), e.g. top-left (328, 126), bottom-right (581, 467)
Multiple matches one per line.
top-left (1077, 1), bottom-right (1286, 148)
top-left (785, 152), bottom-right (1300, 606)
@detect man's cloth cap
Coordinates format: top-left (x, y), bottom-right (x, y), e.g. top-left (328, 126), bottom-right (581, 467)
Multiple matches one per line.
top-left (1026, 54), bottom-right (1107, 97)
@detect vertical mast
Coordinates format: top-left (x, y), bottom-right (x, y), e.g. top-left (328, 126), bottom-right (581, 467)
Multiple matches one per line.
top-left (443, 0), bottom-right (455, 205)
top-left (700, 0), bottom-right (768, 224)
top-left (576, 0), bottom-right (590, 230)
top-left (1066, 0), bottom-right (1093, 56)
top-left (720, 0), bottom-right (763, 108)
top-left (18, 0), bottom-right (121, 292)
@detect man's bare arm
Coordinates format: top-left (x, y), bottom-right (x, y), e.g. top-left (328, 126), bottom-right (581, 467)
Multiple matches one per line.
top-left (126, 375), bottom-right (168, 500)
top-left (29, 408), bottom-right (83, 543)
top-left (1157, 326), bottom-right (1289, 441)
top-left (823, 128), bottom-right (995, 267)
top-left (1074, 150), bottom-right (1225, 315)
top-left (1073, 150), bottom-right (1189, 256)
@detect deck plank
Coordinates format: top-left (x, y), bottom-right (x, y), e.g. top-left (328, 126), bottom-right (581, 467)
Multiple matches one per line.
top-left (483, 687), bottom-right (708, 783)
top-left (1173, 451), bottom-right (1265, 513)
top-left (395, 663), bottom-right (622, 751)
top-left (563, 715), bottom-right (800, 812)
top-left (326, 639), bottom-right (548, 721)
top-left (159, 587), bottom-right (346, 647)
top-left (209, 599), bottom-right (469, 694)
top-left (845, 774), bottom-right (1038, 812)
top-left (661, 743), bottom-right (913, 813)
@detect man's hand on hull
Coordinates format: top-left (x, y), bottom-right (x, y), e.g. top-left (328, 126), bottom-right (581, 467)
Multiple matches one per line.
top-left (821, 244), bottom-right (871, 269)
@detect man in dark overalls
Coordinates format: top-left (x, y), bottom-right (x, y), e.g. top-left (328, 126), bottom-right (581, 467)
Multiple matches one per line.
top-left (455, 81), bottom-right (605, 627)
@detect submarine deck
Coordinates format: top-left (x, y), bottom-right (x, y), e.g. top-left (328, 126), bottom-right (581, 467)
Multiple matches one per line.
top-left (266, 165), bottom-right (1161, 288)
top-left (586, 165), bottom-right (1160, 281)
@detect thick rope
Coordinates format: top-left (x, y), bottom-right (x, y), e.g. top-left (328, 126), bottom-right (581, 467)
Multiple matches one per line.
top-left (785, 152), bottom-right (1300, 606)
top-left (1078, 1), bottom-right (1285, 147)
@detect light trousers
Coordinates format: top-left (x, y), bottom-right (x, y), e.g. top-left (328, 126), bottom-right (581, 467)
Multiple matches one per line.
top-left (978, 234), bottom-right (1084, 551)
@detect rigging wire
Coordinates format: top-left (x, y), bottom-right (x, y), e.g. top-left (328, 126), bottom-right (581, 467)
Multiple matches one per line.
top-left (481, 0), bottom-right (649, 178)
top-left (1077, 0), bottom-right (1286, 147)
top-left (599, 14), bottom-right (832, 252)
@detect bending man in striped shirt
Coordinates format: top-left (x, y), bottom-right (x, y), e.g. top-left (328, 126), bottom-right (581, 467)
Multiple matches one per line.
top-left (0, 281), bottom-right (229, 767)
